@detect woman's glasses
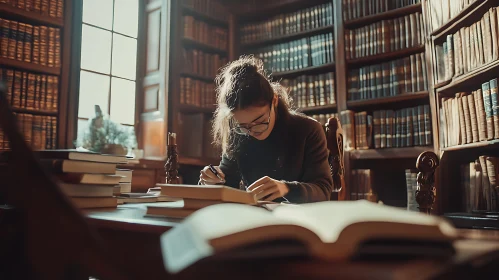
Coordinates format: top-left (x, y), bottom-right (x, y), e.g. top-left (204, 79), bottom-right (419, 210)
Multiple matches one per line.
top-left (232, 108), bottom-right (272, 136)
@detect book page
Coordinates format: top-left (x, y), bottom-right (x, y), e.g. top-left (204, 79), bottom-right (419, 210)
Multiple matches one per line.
top-left (272, 200), bottom-right (457, 243)
top-left (161, 203), bottom-right (308, 273)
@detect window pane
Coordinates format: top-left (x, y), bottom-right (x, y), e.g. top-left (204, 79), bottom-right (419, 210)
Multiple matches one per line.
top-left (113, 0), bottom-right (139, 38)
top-left (110, 77), bottom-right (135, 125)
top-left (78, 71), bottom-right (110, 119)
top-left (112, 34), bottom-right (137, 80)
top-left (82, 0), bottom-right (113, 30)
top-left (76, 118), bottom-right (90, 148)
top-left (81, 24), bottom-right (112, 74)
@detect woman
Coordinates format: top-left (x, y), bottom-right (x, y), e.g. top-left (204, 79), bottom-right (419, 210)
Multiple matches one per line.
top-left (199, 56), bottom-right (333, 203)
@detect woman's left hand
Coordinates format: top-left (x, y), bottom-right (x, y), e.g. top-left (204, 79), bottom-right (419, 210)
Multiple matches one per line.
top-left (247, 176), bottom-right (289, 201)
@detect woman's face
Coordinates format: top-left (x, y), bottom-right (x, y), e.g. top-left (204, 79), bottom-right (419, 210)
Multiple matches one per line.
top-left (232, 97), bottom-right (277, 140)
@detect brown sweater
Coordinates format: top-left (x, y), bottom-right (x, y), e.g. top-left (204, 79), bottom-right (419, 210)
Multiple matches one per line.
top-left (219, 109), bottom-right (333, 203)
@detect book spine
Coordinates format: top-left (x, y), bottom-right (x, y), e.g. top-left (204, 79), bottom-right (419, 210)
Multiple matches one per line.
top-left (482, 82), bottom-right (495, 140)
top-left (490, 78), bottom-right (499, 139)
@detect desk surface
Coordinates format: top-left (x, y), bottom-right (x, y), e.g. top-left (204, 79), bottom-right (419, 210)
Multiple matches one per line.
top-left (84, 202), bottom-right (181, 233)
top-left (85, 203), bottom-right (499, 240)
top-left (84, 203), bottom-right (499, 280)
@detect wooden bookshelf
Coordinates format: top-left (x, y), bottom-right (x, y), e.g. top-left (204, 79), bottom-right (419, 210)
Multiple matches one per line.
top-left (0, 57), bottom-right (61, 76)
top-left (436, 60), bottom-right (499, 96)
top-left (12, 108), bottom-right (58, 117)
top-left (298, 104), bottom-right (337, 114)
top-left (178, 104), bottom-right (216, 114)
top-left (182, 5), bottom-right (229, 27)
top-left (349, 146), bottom-right (433, 160)
top-left (344, 3), bottom-right (422, 29)
top-left (241, 25), bottom-right (334, 49)
top-left (271, 63), bottom-right (335, 78)
top-left (347, 92), bottom-right (429, 110)
top-left (346, 45), bottom-right (425, 67)
top-left (1, 0), bottom-right (67, 152)
top-left (180, 72), bottom-right (214, 83)
top-left (182, 38), bottom-right (228, 55)
top-left (442, 140), bottom-right (499, 152)
top-left (169, 1), bottom-right (231, 176)
top-left (431, 0), bottom-right (491, 40)
top-left (236, 0), bottom-right (331, 22)
top-left (0, 4), bottom-right (64, 27)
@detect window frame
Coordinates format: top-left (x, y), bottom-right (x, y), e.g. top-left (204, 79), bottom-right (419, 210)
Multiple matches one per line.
top-left (67, 0), bottom-right (145, 149)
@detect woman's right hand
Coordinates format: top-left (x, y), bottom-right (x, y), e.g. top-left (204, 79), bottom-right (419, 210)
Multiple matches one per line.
top-left (199, 165), bottom-right (226, 185)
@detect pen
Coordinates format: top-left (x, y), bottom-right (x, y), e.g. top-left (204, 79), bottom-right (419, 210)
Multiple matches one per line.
top-left (209, 164), bottom-right (224, 182)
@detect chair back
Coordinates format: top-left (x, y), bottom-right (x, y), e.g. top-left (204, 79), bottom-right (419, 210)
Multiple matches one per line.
top-left (325, 117), bottom-right (345, 196)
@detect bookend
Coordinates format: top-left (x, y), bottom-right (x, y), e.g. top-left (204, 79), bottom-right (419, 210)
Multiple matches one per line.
top-left (326, 117), bottom-right (345, 195)
top-left (0, 82), bottom-right (131, 280)
top-left (165, 132), bottom-right (180, 184)
top-left (416, 151), bottom-right (439, 215)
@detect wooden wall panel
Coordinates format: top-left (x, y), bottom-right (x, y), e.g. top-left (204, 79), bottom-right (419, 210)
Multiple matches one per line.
top-left (142, 119), bottom-right (166, 159)
top-left (138, 0), bottom-right (171, 159)
top-left (146, 9), bottom-right (161, 73)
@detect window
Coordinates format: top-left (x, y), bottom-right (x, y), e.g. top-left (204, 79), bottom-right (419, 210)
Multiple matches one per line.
top-left (76, 0), bottom-right (139, 145)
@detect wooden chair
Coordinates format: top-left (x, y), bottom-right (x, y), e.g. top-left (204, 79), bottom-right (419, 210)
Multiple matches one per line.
top-left (324, 115), bottom-right (441, 213)
top-left (325, 117), bottom-right (345, 199)
top-left (0, 82), bottom-right (131, 280)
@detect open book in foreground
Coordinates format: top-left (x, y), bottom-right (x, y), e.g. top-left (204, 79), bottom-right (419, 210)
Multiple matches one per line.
top-left (161, 200), bottom-right (458, 273)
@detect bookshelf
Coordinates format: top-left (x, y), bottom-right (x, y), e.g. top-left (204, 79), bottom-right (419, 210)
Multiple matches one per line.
top-left (425, 0), bottom-right (499, 216)
top-left (344, 3), bottom-right (423, 28)
top-left (346, 45), bottom-right (425, 67)
top-left (168, 0), bottom-right (231, 179)
top-left (340, 0), bottom-right (433, 206)
top-left (0, 0), bottom-right (67, 151)
top-left (219, 0), bottom-right (433, 206)
top-left (347, 91), bottom-right (429, 109)
top-left (350, 146), bottom-right (430, 160)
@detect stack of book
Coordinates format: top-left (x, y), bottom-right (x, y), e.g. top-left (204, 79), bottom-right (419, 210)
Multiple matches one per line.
top-left (2, 149), bottom-right (130, 209)
top-left (146, 184), bottom-right (276, 219)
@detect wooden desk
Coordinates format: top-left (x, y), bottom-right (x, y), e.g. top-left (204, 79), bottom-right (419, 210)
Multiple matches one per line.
top-left (84, 204), bottom-right (499, 280)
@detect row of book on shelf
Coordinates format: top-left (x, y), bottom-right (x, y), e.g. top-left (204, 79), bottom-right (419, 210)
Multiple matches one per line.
top-left (253, 33), bottom-right (334, 73)
top-left (460, 155), bottom-right (499, 212)
top-left (179, 77), bottom-right (216, 108)
top-left (0, 0), bottom-right (64, 19)
top-left (310, 113), bottom-right (337, 128)
top-left (0, 113), bottom-right (56, 150)
top-left (347, 53), bottom-right (427, 101)
top-left (405, 169), bottom-right (419, 212)
top-left (343, 169), bottom-right (419, 212)
top-left (182, 49), bottom-right (228, 79)
top-left (439, 79), bottom-right (499, 148)
top-left (0, 18), bottom-right (61, 68)
top-left (183, 0), bottom-right (229, 22)
top-left (340, 105), bottom-right (432, 150)
top-left (425, 0), bottom-right (477, 33)
top-left (349, 169), bottom-right (376, 202)
top-left (183, 16), bottom-right (228, 51)
top-left (179, 113), bottom-right (220, 160)
top-left (436, 5), bottom-right (499, 83)
top-left (240, 2), bottom-right (333, 44)
top-left (342, 0), bottom-right (421, 21)
top-left (281, 72), bottom-right (335, 109)
top-left (0, 68), bottom-right (58, 112)
top-left (345, 12), bottom-right (424, 59)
